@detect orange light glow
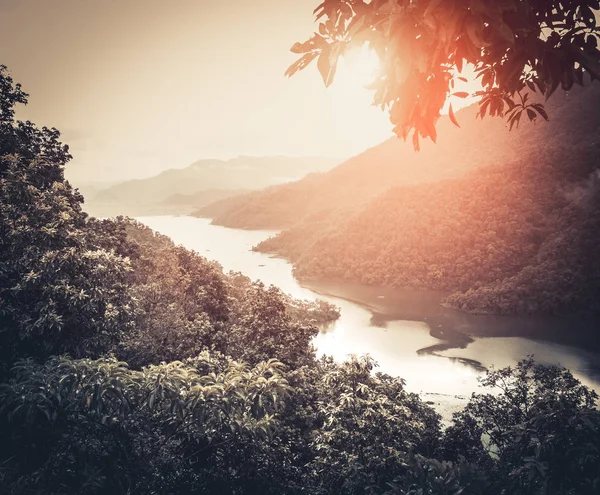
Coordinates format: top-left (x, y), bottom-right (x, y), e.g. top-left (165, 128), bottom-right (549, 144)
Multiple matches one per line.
top-left (335, 43), bottom-right (481, 118)
top-left (328, 44), bottom-right (392, 151)
top-left (339, 44), bottom-right (381, 88)
top-left (443, 64), bottom-right (483, 114)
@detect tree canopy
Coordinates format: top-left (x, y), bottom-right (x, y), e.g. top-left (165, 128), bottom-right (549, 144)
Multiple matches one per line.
top-left (288, 0), bottom-right (600, 149)
top-left (1, 61), bottom-right (600, 494)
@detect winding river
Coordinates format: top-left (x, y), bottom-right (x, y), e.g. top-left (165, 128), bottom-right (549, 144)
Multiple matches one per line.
top-left (137, 216), bottom-right (600, 414)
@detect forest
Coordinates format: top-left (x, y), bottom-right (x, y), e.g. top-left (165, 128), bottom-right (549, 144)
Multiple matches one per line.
top-left (252, 83), bottom-right (600, 317)
top-left (2, 64), bottom-right (600, 494)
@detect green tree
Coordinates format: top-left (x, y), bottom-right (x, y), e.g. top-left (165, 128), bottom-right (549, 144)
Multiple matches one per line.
top-left (0, 67), bottom-right (135, 372)
top-left (0, 65), bottom-right (71, 164)
top-left (302, 355), bottom-right (441, 494)
top-left (443, 358), bottom-right (600, 494)
top-left (0, 353), bottom-right (291, 494)
top-left (289, 0), bottom-right (600, 148)
top-left (116, 220), bottom-right (337, 370)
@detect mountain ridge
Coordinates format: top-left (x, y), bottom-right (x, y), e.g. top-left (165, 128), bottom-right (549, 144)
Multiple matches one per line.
top-left (250, 82), bottom-right (600, 316)
top-left (195, 83), bottom-right (598, 231)
top-left (84, 155), bottom-right (338, 217)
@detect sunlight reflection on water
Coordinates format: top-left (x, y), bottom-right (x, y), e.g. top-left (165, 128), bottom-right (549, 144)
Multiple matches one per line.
top-left (136, 215), bottom-right (600, 400)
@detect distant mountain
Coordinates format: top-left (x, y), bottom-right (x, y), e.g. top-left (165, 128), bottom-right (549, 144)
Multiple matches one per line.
top-left (69, 180), bottom-right (119, 199)
top-left (84, 155), bottom-right (338, 217)
top-left (162, 189), bottom-right (251, 207)
top-left (195, 84), bottom-right (597, 231)
top-left (252, 82), bottom-right (600, 317)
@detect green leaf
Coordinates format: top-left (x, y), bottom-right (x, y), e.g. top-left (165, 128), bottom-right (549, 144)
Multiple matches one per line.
top-left (466, 18), bottom-right (490, 48)
top-left (545, 77), bottom-right (560, 100)
top-left (290, 42), bottom-right (304, 54)
top-left (412, 131), bottom-right (420, 151)
top-left (347, 14), bottom-right (366, 37)
top-left (285, 52), bottom-right (319, 78)
top-left (531, 104), bottom-right (548, 121)
top-left (494, 21), bottom-right (515, 45)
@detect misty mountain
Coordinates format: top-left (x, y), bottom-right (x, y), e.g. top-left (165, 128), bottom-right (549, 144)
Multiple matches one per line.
top-left (195, 84), bottom-right (595, 230)
top-left (163, 189), bottom-right (251, 207)
top-left (70, 180), bottom-right (120, 199)
top-left (83, 155), bottom-right (338, 217)
top-left (252, 82), bottom-right (600, 316)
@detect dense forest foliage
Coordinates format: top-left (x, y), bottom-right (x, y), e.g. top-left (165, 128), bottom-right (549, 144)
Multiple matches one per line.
top-left (252, 83), bottom-right (600, 316)
top-left (2, 67), bottom-right (600, 494)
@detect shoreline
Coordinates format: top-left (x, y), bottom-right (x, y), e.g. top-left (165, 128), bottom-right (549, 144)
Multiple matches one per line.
top-left (134, 215), bottom-right (600, 420)
top-left (301, 277), bottom-right (600, 367)
top-left (306, 282), bottom-right (487, 371)
top-left (135, 216), bottom-right (600, 385)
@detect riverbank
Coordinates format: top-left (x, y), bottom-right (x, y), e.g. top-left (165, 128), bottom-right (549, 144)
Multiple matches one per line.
top-left (301, 277), bottom-right (600, 362)
top-left (135, 215), bottom-right (600, 408)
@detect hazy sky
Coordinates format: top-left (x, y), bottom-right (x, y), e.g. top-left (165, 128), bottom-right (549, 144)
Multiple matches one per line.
top-left (0, 0), bottom-right (394, 183)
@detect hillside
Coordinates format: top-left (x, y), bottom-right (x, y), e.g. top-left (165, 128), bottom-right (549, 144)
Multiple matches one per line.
top-left (194, 86), bottom-right (590, 230)
top-left (84, 155), bottom-right (337, 217)
top-left (253, 82), bottom-right (600, 316)
top-left (162, 189), bottom-right (249, 207)
top-left (3, 41), bottom-right (600, 495)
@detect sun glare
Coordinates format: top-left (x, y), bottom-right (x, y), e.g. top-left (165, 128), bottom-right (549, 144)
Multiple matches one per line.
top-left (339, 44), bottom-right (381, 88)
top-left (334, 44), bottom-right (481, 119)
top-left (443, 64), bottom-right (482, 114)
top-left (328, 44), bottom-right (391, 152)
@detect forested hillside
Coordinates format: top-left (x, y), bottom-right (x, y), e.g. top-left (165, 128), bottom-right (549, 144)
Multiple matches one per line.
top-left (250, 83), bottom-right (600, 316)
top-left (2, 67), bottom-right (600, 494)
top-left (195, 104), bottom-right (511, 229)
top-left (259, 144), bottom-right (600, 315)
top-left (195, 83), bottom-right (596, 230)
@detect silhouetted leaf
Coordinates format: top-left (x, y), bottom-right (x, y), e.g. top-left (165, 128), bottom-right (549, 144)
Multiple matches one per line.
top-left (448, 104), bottom-right (460, 127)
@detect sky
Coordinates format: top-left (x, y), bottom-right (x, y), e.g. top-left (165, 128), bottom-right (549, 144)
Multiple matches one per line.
top-left (0, 0), bottom-right (395, 183)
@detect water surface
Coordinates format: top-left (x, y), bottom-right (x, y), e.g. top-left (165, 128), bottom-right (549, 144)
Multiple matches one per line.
top-left (136, 216), bottom-right (600, 401)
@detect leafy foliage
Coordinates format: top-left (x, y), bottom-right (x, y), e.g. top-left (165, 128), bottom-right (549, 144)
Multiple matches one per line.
top-left (0, 65), bottom-right (71, 164)
top-left (2, 352), bottom-right (598, 494)
top-left (443, 358), bottom-right (600, 494)
top-left (1, 65), bottom-right (599, 494)
top-left (0, 354), bottom-right (291, 493)
top-left (301, 356), bottom-right (442, 494)
top-left (290, 0), bottom-right (600, 148)
top-left (0, 69), bottom-right (134, 373)
top-left (116, 219), bottom-right (338, 369)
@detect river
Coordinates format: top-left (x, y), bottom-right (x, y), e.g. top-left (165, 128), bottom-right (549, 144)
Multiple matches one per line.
top-left (137, 215), bottom-right (600, 413)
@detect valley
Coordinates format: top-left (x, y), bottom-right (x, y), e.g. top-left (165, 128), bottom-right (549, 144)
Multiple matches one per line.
top-left (195, 83), bottom-right (600, 319)
top-left (137, 215), bottom-right (600, 407)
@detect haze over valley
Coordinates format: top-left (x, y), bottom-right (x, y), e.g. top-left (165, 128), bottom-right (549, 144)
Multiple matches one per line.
top-left (3, 1), bottom-right (600, 493)
top-left (194, 82), bottom-right (600, 319)
top-left (80, 155), bottom-right (338, 217)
